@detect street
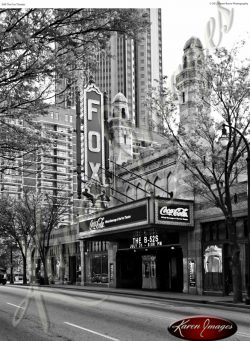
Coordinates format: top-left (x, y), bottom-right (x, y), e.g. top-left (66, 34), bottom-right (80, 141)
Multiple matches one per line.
top-left (0, 285), bottom-right (250, 341)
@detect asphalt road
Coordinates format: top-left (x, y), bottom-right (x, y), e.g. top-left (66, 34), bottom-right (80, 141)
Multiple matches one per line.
top-left (0, 285), bottom-right (250, 341)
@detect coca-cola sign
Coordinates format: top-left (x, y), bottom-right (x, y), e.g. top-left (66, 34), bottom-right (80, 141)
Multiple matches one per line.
top-left (89, 217), bottom-right (105, 230)
top-left (158, 203), bottom-right (190, 223)
top-left (79, 203), bottom-right (148, 233)
top-left (168, 316), bottom-right (237, 341)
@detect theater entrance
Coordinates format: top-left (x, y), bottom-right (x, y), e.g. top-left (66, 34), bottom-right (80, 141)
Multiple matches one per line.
top-left (116, 246), bottom-right (183, 292)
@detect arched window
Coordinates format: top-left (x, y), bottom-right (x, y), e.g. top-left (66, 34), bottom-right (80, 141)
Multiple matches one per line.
top-left (121, 108), bottom-right (126, 119)
top-left (167, 172), bottom-right (173, 195)
top-left (145, 180), bottom-right (152, 197)
top-left (153, 176), bottom-right (160, 196)
top-left (183, 56), bottom-right (187, 68)
top-left (126, 186), bottom-right (133, 203)
top-left (136, 183), bottom-right (142, 200)
top-left (182, 92), bottom-right (185, 103)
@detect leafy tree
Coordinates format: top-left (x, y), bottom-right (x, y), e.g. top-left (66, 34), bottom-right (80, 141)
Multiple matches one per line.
top-left (148, 42), bottom-right (250, 303)
top-left (24, 191), bottom-right (70, 285)
top-left (0, 188), bottom-right (70, 285)
top-left (0, 238), bottom-right (21, 282)
top-left (0, 8), bottom-right (149, 172)
top-left (0, 191), bottom-right (35, 284)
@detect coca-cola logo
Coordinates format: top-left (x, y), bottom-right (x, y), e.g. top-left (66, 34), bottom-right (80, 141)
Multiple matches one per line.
top-left (89, 217), bottom-right (105, 230)
top-left (160, 206), bottom-right (189, 218)
top-left (168, 316), bottom-right (237, 341)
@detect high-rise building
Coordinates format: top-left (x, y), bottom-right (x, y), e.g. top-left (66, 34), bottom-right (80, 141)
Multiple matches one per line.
top-left (0, 107), bottom-right (76, 227)
top-left (95, 8), bottom-right (163, 131)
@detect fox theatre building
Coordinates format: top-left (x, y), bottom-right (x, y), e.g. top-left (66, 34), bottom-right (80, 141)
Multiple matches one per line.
top-left (78, 197), bottom-right (194, 292)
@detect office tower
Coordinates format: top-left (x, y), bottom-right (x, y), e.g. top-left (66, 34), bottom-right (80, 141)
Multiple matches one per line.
top-left (95, 8), bottom-right (163, 132)
top-left (55, 9), bottom-right (162, 131)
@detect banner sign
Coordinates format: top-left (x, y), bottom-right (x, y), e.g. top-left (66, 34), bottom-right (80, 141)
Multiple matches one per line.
top-left (189, 259), bottom-right (196, 287)
top-left (79, 203), bottom-right (148, 233)
top-left (84, 84), bottom-right (105, 184)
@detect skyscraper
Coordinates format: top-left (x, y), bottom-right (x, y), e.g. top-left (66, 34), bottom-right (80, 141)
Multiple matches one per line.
top-left (94, 8), bottom-right (163, 131)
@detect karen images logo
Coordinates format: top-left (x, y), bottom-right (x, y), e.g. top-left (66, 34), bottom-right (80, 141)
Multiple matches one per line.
top-left (168, 316), bottom-right (237, 341)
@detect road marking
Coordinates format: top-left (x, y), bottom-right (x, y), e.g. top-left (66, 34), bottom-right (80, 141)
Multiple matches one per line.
top-left (64, 322), bottom-right (120, 341)
top-left (6, 302), bottom-right (25, 310)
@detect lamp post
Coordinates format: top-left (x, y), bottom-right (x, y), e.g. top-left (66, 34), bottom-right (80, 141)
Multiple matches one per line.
top-left (221, 123), bottom-right (250, 304)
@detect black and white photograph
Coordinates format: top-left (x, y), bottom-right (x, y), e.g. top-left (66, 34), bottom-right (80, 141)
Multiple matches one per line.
top-left (0, 2), bottom-right (250, 340)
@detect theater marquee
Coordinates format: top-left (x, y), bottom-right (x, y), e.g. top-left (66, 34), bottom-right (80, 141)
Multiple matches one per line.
top-left (79, 200), bottom-right (149, 237)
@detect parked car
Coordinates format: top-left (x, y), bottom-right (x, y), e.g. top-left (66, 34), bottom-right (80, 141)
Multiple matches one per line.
top-left (0, 270), bottom-right (6, 285)
top-left (100, 273), bottom-right (109, 283)
top-left (14, 274), bottom-right (23, 283)
top-left (91, 273), bottom-right (101, 283)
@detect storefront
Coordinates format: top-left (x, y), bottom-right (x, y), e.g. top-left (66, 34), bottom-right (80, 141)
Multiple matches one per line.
top-left (201, 217), bottom-right (248, 295)
top-left (78, 197), bottom-right (194, 292)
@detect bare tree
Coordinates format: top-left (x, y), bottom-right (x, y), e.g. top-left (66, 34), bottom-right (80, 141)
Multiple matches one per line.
top-left (148, 42), bottom-right (250, 302)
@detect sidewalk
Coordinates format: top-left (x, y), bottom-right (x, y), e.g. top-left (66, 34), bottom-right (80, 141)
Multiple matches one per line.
top-left (40, 283), bottom-right (250, 310)
top-left (9, 282), bottom-right (250, 310)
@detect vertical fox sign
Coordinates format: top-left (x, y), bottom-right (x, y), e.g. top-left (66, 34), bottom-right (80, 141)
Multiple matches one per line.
top-left (84, 83), bottom-right (105, 186)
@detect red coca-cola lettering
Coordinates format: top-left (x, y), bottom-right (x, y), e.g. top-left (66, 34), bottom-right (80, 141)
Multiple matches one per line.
top-left (168, 316), bottom-right (237, 341)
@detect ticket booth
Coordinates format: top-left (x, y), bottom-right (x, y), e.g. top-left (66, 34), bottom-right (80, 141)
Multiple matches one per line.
top-left (142, 255), bottom-right (157, 289)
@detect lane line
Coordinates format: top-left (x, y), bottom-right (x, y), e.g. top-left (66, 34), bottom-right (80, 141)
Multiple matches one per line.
top-left (6, 302), bottom-right (24, 310)
top-left (64, 322), bottom-right (120, 341)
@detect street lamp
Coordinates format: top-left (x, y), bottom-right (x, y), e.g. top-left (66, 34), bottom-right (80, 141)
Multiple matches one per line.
top-left (221, 123), bottom-right (250, 304)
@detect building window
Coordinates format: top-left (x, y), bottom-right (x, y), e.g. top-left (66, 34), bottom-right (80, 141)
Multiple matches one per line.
top-left (121, 108), bottom-right (126, 119)
top-left (50, 112), bottom-right (54, 119)
top-left (182, 92), bottom-right (185, 103)
top-left (136, 183), bottom-right (143, 200)
top-left (124, 134), bottom-right (127, 144)
top-left (183, 56), bottom-right (187, 68)
top-left (70, 115), bottom-right (73, 123)
top-left (90, 254), bottom-right (108, 283)
top-left (54, 112), bottom-right (59, 120)
top-left (65, 114), bottom-right (68, 122)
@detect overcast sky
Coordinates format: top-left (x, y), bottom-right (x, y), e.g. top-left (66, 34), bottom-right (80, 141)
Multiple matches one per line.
top-left (161, 0), bottom-right (250, 79)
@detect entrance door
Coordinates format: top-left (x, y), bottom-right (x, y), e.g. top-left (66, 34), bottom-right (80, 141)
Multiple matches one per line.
top-left (157, 247), bottom-right (183, 292)
top-left (69, 256), bottom-right (76, 284)
top-left (116, 250), bottom-right (142, 288)
top-left (203, 245), bottom-right (223, 292)
top-left (142, 255), bottom-right (157, 289)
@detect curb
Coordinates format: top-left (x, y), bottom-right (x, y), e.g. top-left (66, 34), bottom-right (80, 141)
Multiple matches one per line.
top-left (7, 283), bottom-right (250, 311)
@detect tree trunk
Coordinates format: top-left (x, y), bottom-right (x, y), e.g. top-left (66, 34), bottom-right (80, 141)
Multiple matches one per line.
top-left (10, 244), bottom-right (14, 284)
top-left (231, 242), bottom-right (242, 302)
top-left (22, 256), bottom-right (27, 285)
top-left (41, 255), bottom-right (49, 285)
top-left (227, 217), bottom-right (243, 303)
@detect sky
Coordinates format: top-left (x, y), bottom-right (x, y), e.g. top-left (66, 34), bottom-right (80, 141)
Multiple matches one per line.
top-left (161, 1), bottom-right (250, 79)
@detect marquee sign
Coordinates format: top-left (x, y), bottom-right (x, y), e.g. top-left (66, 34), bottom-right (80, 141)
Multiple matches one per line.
top-left (79, 202), bottom-right (148, 235)
top-left (155, 199), bottom-right (194, 227)
top-left (84, 84), bottom-right (105, 184)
